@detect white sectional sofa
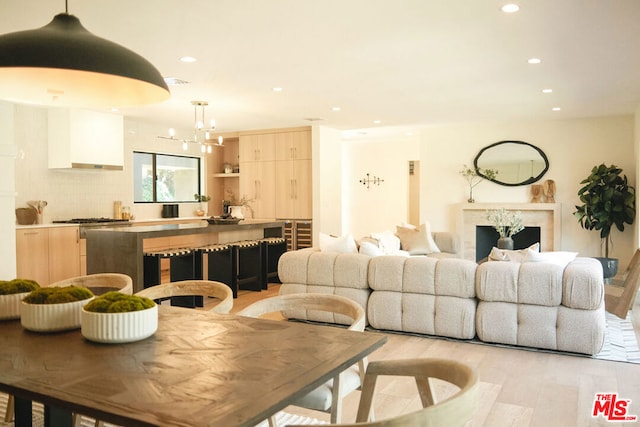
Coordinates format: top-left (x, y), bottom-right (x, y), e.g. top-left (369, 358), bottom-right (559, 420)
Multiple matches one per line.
top-left (278, 236), bottom-right (606, 355)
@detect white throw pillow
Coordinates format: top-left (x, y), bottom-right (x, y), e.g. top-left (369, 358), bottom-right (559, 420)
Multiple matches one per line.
top-left (488, 242), bottom-right (540, 263)
top-left (319, 232), bottom-right (358, 253)
top-left (524, 250), bottom-right (578, 267)
top-left (370, 230), bottom-right (401, 255)
top-left (358, 241), bottom-right (384, 257)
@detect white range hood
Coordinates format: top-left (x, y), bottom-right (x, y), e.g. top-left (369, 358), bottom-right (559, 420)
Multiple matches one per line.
top-left (48, 108), bottom-right (124, 170)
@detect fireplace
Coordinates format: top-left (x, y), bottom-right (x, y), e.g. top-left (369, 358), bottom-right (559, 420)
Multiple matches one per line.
top-left (475, 225), bottom-right (541, 262)
top-left (457, 203), bottom-right (561, 262)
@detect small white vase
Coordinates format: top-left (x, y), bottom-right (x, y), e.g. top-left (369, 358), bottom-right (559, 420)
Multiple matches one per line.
top-left (230, 206), bottom-right (244, 219)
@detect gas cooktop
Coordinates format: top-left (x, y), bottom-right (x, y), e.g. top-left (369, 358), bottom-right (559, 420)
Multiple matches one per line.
top-left (53, 218), bottom-right (130, 224)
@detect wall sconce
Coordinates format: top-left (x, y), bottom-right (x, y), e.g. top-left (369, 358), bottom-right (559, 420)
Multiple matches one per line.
top-left (359, 173), bottom-right (384, 190)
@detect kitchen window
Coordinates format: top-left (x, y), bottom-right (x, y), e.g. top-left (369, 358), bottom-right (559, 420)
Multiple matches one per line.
top-left (133, 152), bottom-right (201, 203)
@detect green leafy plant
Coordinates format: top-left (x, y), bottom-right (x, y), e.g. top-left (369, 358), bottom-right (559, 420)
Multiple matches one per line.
top-left (194, 193), bottom-right (211, 202)
top-left (486, 208), bottom-right (525, 238)
top-left (0, 279), bottom-right (40, 295)
top-left (84, 291), bottom-right (155, 313)
top-left (23, 285), bottom-right (93, 304)
top-left (574, 164), bottom-right (636, 258)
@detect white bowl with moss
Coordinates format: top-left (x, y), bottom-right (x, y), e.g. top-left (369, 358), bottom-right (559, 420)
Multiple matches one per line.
top-left (21, 286), bottom-right (94, 332)
top-left (81, 292), bottom-right (158, 344)
top-left (0, 279), bottom-right (40, 320)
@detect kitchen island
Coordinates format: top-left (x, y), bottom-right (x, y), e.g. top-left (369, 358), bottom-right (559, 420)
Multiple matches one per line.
top-left (86, 219), bottom-right (284, 292)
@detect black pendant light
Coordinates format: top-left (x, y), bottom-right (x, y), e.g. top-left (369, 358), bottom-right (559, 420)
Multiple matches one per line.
top-left (0, 2), bottom-right (170, 107)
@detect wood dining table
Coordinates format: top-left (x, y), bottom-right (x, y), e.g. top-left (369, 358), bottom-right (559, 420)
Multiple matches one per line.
top-left (0, 305), bottom-right (386, 427)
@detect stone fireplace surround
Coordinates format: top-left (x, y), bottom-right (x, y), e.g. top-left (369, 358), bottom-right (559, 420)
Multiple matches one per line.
top-left (457, 203), bottom-right (561, 262)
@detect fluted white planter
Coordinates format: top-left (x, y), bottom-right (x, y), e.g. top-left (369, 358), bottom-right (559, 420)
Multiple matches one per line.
top-left (21, 297), bottom-right (93, 332)
top-left (0, 292), bottom-right (28, 320)
top-left (81, 304), bottom-right (158, 344)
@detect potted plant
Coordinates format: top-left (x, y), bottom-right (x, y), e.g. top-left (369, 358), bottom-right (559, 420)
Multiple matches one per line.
top-left (194, 193), bottom-right (211, 216)
top-left (21, 285), bottom-right (94, 332)
top-left (486, 208), bottom-right (525, 249)
top-left (0, 279), bottom-right (40, 320)
top-left (459, 164), bottom-right (498, 203)
top-left (82, 291), bottom-right (158, 343)
top-left (574, 163), bottom-right (636, 278)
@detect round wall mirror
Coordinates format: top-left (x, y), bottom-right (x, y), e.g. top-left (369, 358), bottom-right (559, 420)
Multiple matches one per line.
top-left (473, 140), bottom-right (549, 187)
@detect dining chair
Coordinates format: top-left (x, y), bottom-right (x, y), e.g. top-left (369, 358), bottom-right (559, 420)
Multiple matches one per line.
top-left (50, 273), bottom-right (133, 296)
top-left (237, 293), bottom-right (366, 425)
top-left (135, 280), bottom-right (234, 314)
top-left (286, 358), bottom-right (479, 427)
top-left (605, 248), bottom-right (640, 319)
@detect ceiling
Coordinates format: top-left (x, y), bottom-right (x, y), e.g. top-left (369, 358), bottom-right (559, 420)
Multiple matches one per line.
top-left (2, 0), bottom-right (640, 138)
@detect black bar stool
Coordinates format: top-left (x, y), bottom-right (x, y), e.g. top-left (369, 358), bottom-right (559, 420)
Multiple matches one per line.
top-left (230, 240), bottom-right (262, 292)
top-left (258, 237), bottom-right (287, 289)
top-left (143, 248), bottom-right (198, 307)
top-left (196, 243), bottom-right (238, 298)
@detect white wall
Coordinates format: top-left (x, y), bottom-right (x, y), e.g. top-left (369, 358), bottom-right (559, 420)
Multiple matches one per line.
top-left (13, 104), bottom-right (203, 222)
top-left (0, 102), bottom-right (16, 280)
top-left (418, 115), bottom-right (636, 268)
top-left (312, 126), bottom-right (343, 239)
top-left (342, 135), bottom-right (419, 238)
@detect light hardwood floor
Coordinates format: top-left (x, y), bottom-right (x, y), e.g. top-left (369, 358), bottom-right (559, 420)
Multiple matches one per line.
top-left (225, 285), bottom-right (640, 427)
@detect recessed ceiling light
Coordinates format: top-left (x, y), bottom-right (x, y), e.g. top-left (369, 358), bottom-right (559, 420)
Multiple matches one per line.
top-left (542, 88), bottom-right (553, 93)
top-left (272, 87), bottom-right (283, 92)
top-left (552, 107), bottom-right (561, 111)
top-left (373, 120), bottom-right (381, 125)
top-left (528, 58), bottom-right (542, 64)
top-left (332, 107), bottom-right (341, 112)
top-left (180, 56), bottom-right (197, 63)
top-left (501, 4), bottom-right (520, 13)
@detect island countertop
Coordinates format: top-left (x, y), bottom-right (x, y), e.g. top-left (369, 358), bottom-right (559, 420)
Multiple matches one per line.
top-left (86, 219), bottom-right (285, 292)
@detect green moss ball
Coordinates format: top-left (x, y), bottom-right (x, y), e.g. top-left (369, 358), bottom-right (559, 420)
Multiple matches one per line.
top-left (23, 285), bottom-right (94, 304)
top-left (84, 291), bottom-right (155, 313)
top-left (0, 278), bottom-right (40, 295)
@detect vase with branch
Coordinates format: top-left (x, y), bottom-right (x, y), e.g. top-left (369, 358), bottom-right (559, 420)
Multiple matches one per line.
top-left (224, 189), bottom-right (255, 219)
top-left (487, 208), bottom-right (524, 249)
top-left (459, 165), bottom-right (498, 203)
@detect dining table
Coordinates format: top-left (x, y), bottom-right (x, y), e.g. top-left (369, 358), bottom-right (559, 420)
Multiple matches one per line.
top-left (0, 305), bottom-right (387, 427)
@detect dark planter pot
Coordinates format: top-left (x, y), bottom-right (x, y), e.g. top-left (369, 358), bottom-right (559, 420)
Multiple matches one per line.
top-left (594, 257), bottom-right (619, 279)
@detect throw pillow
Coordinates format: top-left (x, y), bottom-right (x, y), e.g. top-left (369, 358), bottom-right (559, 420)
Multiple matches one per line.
top-left (523, 250), bottom-right (578, 267)
top-left (488, 242), bottom-right (540, 263)
top-left (396, 222), bottom-right (440, 255)
top-left (358, 241), bottom-right (384, 257)
top-left (319, 232), bottom-right (358, 253)
top-left (370, 230), bottom-right (401, 254)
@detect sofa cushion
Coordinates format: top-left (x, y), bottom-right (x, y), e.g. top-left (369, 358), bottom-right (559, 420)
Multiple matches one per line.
top-left (319, 232), bottom-right (357, 253)
top-left (396, 223), bottom-right (440, 255)
top-left (562, 257), bottom-right (604, 309)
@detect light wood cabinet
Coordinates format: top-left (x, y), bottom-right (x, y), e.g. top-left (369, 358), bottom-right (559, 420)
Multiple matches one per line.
top-left (239, 160), bottom-right (276, 218)
top-left (16, 226), bottom-right (80, 285)
top-left (48, 227), bottom-right (81, 283)
top-left (275, 159), bottom-right (312, 219)
top-left (239, 134), bottom-right (276, 162)
top-left (275, 130), bottom-right (312, 160)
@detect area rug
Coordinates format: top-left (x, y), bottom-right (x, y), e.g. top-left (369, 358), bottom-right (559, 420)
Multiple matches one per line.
top-left (368, 311), bottom-right (640, 364)
top-left (0, 393), bottom-right (326, 427)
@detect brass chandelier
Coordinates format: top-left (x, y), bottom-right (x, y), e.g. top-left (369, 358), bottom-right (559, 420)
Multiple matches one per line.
top-left (158, 101), bottom-right (224, 153)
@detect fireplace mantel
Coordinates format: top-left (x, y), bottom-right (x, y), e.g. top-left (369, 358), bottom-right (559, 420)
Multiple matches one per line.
top-left (456, 203), bottom-right (562, 261)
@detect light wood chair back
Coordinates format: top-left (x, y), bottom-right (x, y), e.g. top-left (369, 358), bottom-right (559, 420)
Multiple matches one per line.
top-left (605, 248), bottom-right (640, 319)
top-left (135, 280), bottom-right (233, 314)
top-left (50, 273), bottom-right (133, 296)
top-left (287, 358), bottom-right (478, 427)
top-left (238, 293), bottom-right (366, 425)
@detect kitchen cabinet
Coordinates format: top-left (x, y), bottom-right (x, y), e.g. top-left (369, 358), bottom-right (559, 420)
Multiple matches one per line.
top-left (239, 160), bottom-right (276, 219)
top-left (275, 159), bottom-right (312, 219)
top-left (16, 226), bottom-right (80, 285)
top-left (275, 130), bottom-right (312, 161)
top-left (239, 133), bottom-right (276, 162)
top-left (207, 135), bottom-right (239, 216)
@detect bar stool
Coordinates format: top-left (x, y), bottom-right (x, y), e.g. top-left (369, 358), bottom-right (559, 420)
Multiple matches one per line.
top-left (229, 240), bottom-right (262, 292)
top-left (257, 237), bottom-right (287, 289)
top-left (196, 243), bottom-right (238, 298)
top-left (143, 248), bottom-right (197, 307)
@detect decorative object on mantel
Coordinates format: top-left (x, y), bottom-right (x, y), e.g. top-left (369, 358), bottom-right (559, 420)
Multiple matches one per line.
top-left (359, 173), bottom-right (384, 190)
top-left (487, 208), bottom-right (525, 250)
top-left (459, 164), bottom-right (497, 203)
top-left (530, 184), bottom-right (543, 203)
top-left (574, 164), bottom-right (636, 279)
top-left (157, 101), bottom-right (224, 153)
top-left (543, 179), bottom-right (556, 202)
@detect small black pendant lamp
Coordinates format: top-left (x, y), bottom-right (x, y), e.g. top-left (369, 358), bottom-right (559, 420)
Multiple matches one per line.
top-left (0, 1), bottom-right (170, 107)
